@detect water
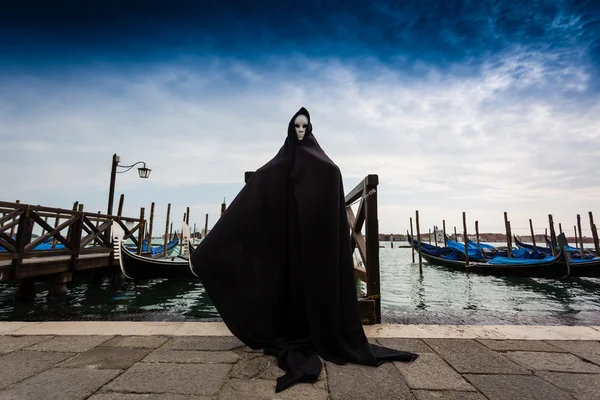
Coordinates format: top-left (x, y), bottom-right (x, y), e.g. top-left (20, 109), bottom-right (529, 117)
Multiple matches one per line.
top-left (1, 243), bottom-right (600, 325)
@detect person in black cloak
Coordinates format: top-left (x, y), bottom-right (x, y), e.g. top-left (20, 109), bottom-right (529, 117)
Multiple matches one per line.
top-left (191, 107), bottom-right (418, 392)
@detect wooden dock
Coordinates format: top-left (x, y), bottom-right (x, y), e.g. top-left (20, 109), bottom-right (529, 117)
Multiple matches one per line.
top-left (0, 201), bottom-right (142, 300)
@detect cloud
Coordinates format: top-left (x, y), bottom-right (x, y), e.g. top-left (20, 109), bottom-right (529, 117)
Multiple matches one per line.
top-left (1, 45), bottom-right (599, 236)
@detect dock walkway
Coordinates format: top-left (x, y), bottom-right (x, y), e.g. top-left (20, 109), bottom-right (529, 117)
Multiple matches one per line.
top-left (1, 322), bottom-right (599, 399)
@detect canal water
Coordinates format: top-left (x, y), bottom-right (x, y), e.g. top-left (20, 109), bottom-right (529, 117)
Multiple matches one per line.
top-left (1, 243), bottom-right (599, 325)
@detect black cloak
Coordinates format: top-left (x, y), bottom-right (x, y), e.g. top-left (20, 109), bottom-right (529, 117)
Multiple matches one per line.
top-left (191, 107), bottom-right (418, 392)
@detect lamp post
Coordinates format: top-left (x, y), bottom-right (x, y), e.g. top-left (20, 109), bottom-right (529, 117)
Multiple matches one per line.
top-left (107, 153), bottom-right (151, 217)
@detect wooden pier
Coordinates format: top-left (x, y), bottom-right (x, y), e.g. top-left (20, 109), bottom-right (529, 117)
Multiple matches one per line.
top-left (0, 201), bottom-right (142, 300)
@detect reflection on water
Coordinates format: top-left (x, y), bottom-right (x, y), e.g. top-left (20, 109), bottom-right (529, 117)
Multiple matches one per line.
top-left (1, 244), bottom-right (600, 325)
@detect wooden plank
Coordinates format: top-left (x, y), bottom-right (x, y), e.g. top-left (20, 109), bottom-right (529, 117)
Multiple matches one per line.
top-left (347, 207), bottom-right (367, 273)
top-left (80, 221), bottom-right (111, 248)
top-left (25, 214), bottom-right (75, 251)
top-left (0, 209), bottom-right (23, 227)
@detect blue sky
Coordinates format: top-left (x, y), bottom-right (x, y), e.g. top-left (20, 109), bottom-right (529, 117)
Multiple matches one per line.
top-left (1, 0), bottom-right (599, 236)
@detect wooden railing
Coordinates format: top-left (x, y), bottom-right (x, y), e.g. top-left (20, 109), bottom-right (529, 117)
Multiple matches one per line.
top-left (0, 201), bottom-right (142, 280)
top-left (345, 175), bottom-right (380, 324)
top-left (244, 172), bottom-right (381, 324)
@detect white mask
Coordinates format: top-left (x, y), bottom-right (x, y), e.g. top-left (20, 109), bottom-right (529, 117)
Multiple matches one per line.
top-left (294, 114), bottom-right (308, 141)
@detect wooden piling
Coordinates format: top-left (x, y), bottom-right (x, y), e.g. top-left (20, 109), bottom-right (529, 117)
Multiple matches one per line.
top-left (51, 215), bottom-right (60, 249)
top-left (193, 223), bottom-right (197, 239)
top-left (163, 203), bottom-right (171, 259)
top-left (589, 211), bottom-right (600, 256)
top-left (169, 222), bottom-right (173, 241)
top-left (504, 212), bottom-right (511, 257)
top-left (186, 207), bottom-right (190, 225)
top-left (529, 219), bottom-right (536, 247)
top-left (559, 223), bottom-right (563, 234)
top-left (463, 212), bottom-right (469, 269)
top-left (93, 211), bottom-right (100, 246)
top-left (508, 221), bottom-right (513, 254)
top-left (10, 200), bottom-right (20, 238)
top-left (390, 232), bottom-right (394, 248)
top-left (434, 226), bottom-right (438, 246)
top-left (574, 225), bottom-right (578, 248)
top-left (148, 202), bottom-right (155, 247)
top-left (454, 226), bottom-right (458, 241)
top-left (138, 207), bottom-right (145, 256)
top-left (475, 220), bottom-right (480, 250)
top-left (409, 218), bottom-right (415, 263)
top-left (548, 214), bottom-right (558, 256)
top-left (577, 214), bottom-right (585, 258)
top-left (428, 228), bottom-right (431, 244)
top-left (415, 211), bottom-right (423, 273)
top-left (221, 198), bottom-right (226, 217)
top-left (204, 213), bottom-right (209, 238)
top-left (66, 202), bottom-right (78, 242)
top-left (443, 220), bottom-right (447, 246)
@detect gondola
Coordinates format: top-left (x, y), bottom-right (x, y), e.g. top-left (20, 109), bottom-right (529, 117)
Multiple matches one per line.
top-left (112, 222), bottom-right (197, 280)
top-left (514, 235), bottom-right (600, 277)
top-left (513, 236), bottom-right (554, 256)
top-left (544, 235), bottom-right (596, 259)
top-left (125, 234), bottom-right (179, 257)
top-left (408, 234), bottom-right (570, 278)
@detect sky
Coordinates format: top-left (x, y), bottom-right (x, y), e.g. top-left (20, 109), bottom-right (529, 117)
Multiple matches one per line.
top-left (1, 0), bottom-right (599, 238)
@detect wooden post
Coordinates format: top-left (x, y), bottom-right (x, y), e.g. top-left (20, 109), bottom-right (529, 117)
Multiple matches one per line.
top-left (138, 207), bottom-right (145, 256)
top-left (577, 214), bottom-right (585, 258)
top-left (66, 202), bottom-right (78, 242)
top-left (193, 223), bottom-right (197, 239)
top-left (204, 213), bottom-right (209, 238)
top-left (9, 200), bottom-right (20, 238)
top-left (221, 198), bottom-right (226, 217)
top-left (454, 226), bottom-right (457, 241)
top-left (588, 212), bottom-right (600, 256)
top-left (434, 226), bottom-right (438, 246)
top-left (409, 218), bottom-right (415, 263)
top-left (415, 211), bottom-right (422, 273)
top-left (428, 228), bottom-right (431, 244)
top-left (559, 223), bottom-right (563, 234)
top-left (504, 212), bottom-right (511, 257)
top-left (574, 225), bottom-right (578, 248)
top-left (475, 220), bottom-right (480, 250)
top-left (51, 215), bottom-right (60, 249)
top-left (548, 214), bottom-right (558, 256)
top-left (93, 211), bottom-right (100, 246)
top-left (163, 203), bottom-right (171, 259)
top-left (169, 222), bottom-right (173, 241)
top-left (390, 233), bottom-right (394, 248)
top-left (148, 202), bottom-right (155, 248)
top-left (363, 175), bottom-right (381, 323)
top-left (180, 212), bottom-right (186, 254)
top-left (443, 220), bottom-right (447, 246)
top-left (463, 212), bottom-right (469, 269)
top-left (529, 219), bottom-right (536, 247)
top-left (186, 207), bottom-right (190, 225)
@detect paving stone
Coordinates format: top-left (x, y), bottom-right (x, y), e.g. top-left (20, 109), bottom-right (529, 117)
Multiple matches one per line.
top-left (376, 338), bottom-right (434, 354)
top-left (59, 346), bottom-right (152, 369)
top-left (102, 336), bottom-right (169, 349)
top-left (394, 353), bottom-right (475, 391)
top-left (163, 336), bottom-right (243, 351)
top-left (326, 361), bottom-right (414, 400)
top-left (536, 371), bottom-right (600, 400)
top-left (25, 335), bottom-right (112, 352)
top-left (103, 362), bottom-right (231, 396)
top-left (0, 350), bottom-right (75, 389)
top-left (413, 391), bottom-right (487, 400)
top-left (217, 379), bottom-right (327, 400)
top-left (143, 349), bottom-right (239, 364)
top-left (230, 353), bottom-right (277, 379)
top-left (0, 367), bottom-right (121, 400)
top-left (547, 340), bottom-right (600, 366)
top-left (478, 339), bottom-right (564, 352)
top-left (89, 394), bottom-right (212, 400)
top-left (0, 336), bottom-right (50, 354)
top-left (464, 374), bottom-right (574, 400)
top-left (424, 339), bottom-right (530, 374)
top-left (505, 351), bottom-right (600, 373)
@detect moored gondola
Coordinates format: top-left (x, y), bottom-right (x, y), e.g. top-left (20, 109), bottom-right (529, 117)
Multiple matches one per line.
top-left (408, 234), bottom-right (570, 279)
top-left (112, 222), bottom-right (197, 280)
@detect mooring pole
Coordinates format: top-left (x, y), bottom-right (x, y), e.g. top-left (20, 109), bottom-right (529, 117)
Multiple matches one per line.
top-left (415, 211), bottom-right (423, 273)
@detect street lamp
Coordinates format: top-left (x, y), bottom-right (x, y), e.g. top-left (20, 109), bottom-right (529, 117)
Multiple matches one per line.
top-left (107, 153), bottom-right (151, 217)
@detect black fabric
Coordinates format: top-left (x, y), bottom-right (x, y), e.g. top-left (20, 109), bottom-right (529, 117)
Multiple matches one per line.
top-left (191, 107), bottom-right (418, 392)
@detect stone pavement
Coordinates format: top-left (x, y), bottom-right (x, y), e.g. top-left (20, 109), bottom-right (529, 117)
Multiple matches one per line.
top-left (0, 323), bottom-right (599, 400)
